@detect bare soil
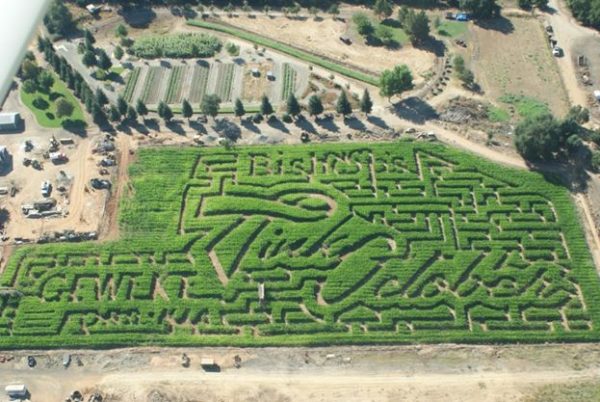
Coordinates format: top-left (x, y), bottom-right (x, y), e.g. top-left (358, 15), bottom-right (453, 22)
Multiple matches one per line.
top-left (2, 344), bottom-right (600, 402)
top-left (218, 11), bottom-right (436, 83)
top-left (471, 15), bottom-right (570, 116)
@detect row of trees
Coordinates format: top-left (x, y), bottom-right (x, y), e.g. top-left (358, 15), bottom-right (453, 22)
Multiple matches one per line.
top-left (147, 88), bottom-right (374, 126)
top-left (566, 0), bottom-right (600, 29)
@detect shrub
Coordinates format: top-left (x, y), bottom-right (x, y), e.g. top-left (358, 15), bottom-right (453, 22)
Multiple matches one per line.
top-left (131, 33), bottom-right (222, 59)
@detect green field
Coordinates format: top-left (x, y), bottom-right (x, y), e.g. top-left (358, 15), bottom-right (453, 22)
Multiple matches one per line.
top-left (187, 20), bottom-right (380, 86)
top-left (20, 73), bottom-right (86, 129)
top-left (437, 21), bottom-right (469, 38)
top-left (499, 94), bottom-right (550, 120)
top-left (1, 142), bottom-right (599, 348)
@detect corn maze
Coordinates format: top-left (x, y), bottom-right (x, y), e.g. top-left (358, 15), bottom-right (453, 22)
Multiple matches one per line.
top-left (1, 142), bottom-right (599, 348)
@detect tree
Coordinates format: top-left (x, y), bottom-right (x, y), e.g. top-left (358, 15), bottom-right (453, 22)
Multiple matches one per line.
top-left (308, 95), bottom-right (324, 118)
top-left (21, 60), bottom-right (40, 81)
top-left (353, 13), bottom-right (375, 37)
top-left (286, 94), bottom-right (301, 117)
top-left (201, 94), bottom-right (221, 119)
top-left (91, 102), bottom-right (106, 126)
top-left (375, 25), bottom-right (395, 47)
top-left (336, 91), bottom-right (353, 117)
top-left (328, 4), bottom-right (340, 19)
top-left (37, 71), bottom-right (55, 93)
top-left (55, 98), bottom-right (74, 118)
top-left (405, 11), bottom-right (430, 44)
top-left (109, 104), bottom-right (121, 122)
top-left (459, 0), bottom-right (501, 19)
top-left (95, 88), bottom-right (108, 106)
top-left (116, 24), bottom-right (128, 38)
top-left (22, 80), bottom-right (37, 94)
top-left (127, 106), bottom-right (138, 122)
top-left (136, 99), bottom-right (148, 119)
top-left (82, 50), bottom-right (97, 68)
top-left (379, 65), bottom-right (414, 101)
top-left (374, 0), bottom-right (393, 20)
top-left (97, 50), bottom-right (112, 71)
top-left (260, 95), bottom-right (274, 117)
top-left (117, 96), bottom-right (128, 116)
top-left (397, 6), bottom-right (410, 26)
top-left (234, 98), bottom-right (246, 119)
top-left (182, 99), bottom-right (193, 120)
top-left (44, 0), bottom-right (74, 36)
top-left (157, 101), bottom-right (167, 118)
top-left (84, 29), bottom-right (96, 46)
top-left (360, 89), bottom-right (373, 115)
top-left (162, 104), bottom-right (173, 123)
top-left (514, 113), bottom-right (562, 160)
top-left (114, 46), bottom-right (124, 61)
top-left (566, 105), bottom-right (590, 124)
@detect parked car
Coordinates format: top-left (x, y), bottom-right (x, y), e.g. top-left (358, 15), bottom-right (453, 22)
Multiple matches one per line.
top-left (552, 46), bottom-right (563, 57)
top-left (41, 180), bottom-right (52, 197)
top-left (90, 178), bottom-right (111, 190)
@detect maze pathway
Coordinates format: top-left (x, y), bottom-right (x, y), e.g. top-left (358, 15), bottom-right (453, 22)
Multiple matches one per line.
top-left (1, 143), bottom-right (598, 347)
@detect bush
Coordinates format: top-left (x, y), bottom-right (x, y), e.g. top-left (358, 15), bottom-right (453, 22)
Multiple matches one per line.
top-left (281, 113), bottom-right (293, 123)
top-left (252, 113), bottom-right (263, 123)
top-left (225, 42), bottom-right (240, 56)
top-left (32, 97), bottom-right (49, 110)
top-left (131, 33), bottom-right (222, 59)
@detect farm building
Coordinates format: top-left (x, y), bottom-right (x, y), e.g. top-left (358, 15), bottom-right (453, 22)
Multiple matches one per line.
top-left (0, 112), bottom-right (20, 131)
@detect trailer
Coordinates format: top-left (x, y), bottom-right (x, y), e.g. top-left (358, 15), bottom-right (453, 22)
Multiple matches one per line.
top-left (5, 384), bottom-right (27, 399)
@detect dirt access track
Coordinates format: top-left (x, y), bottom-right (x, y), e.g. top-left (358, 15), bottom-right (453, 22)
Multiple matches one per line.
top-left (2, 344), bottom-right (600, 402)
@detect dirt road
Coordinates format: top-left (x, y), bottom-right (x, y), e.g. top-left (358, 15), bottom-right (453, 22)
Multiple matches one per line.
top-left (2, 344), bottom-right (600, 402)
top-left (545, 0), bottom-right (598, 109)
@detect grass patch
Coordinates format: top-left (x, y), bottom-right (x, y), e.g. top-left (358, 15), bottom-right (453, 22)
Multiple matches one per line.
top-left (20, 74), bottom-right (86, 129)
top-left (487, 105), bottom-right (510, 123)
top-left (110, 66), bottom-right (126, 76)
top-left (437, 21), bottom-right (469, 38)
top-left (0, 141), bottom-right (599, 348)
top-left (499, 94), bottom-right (550, 119)
top-left (187, 19), bottom-right (379, 86)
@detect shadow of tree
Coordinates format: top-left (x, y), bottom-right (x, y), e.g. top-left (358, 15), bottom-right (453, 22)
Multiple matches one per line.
top-left (392, 97), bottom-right (439, 124)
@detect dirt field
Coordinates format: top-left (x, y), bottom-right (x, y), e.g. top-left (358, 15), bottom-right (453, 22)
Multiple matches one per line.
top-left (2, 344), bottom-right (600, 402)
top-left (200, 12), bottom-right (437, 82)
top-left (471, 15), bottom-right (570, 116)
top-left (0, 88), bottom-right (109, 243)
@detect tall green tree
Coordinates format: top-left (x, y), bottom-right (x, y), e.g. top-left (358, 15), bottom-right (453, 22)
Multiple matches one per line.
top-left (37, 71), bottom-right (55, 93)
top-left (286, 94), bottom-right (301, 117)
top-left (260, 95), bottom-right (274, 117)
top-left (353, 13), bottom-right (375, 37)
top-left (116, 24), bottom-right (128, 38)
top-left (201, 94), bottom-right (221, 119)
top-left (117, 96), bottom-right (128, 116)
top-left (162, 104), bottom-right (174, 123)
top-left (182, 99), bottom-right (193, 120)
top-left (44, 1), bottom-right (75, 36)
top-left (360, 89), bottom-right (373, 115)
top-left (234, 98), bottom-right (246, 120)
top-left (136, 99), bottom-right (148, 119)
top-left (97, 50), bottom-right (112, 71)
top-left (459, 0), bottom-right (501, 19)
top-left (336, 91), bottom-right (353, 117)
top-left (406, 11), bottom-right (430, 44)
top-left (379, 65), bottom-right (414, 101)
top-left (308, 95), bottom-right (324, 118)
top-left (109, 105), bottom-right (121, 122)
top-left (114, 46), bottom-right (124, 61)
top-left (95, 88), bottom-right (108, 106)
top-left (55, 98), bottom-right (74, 118)
top-left (82, 50), bottom-right (97, 68)
top-left (374, 0), bottom-right (393, 20)
top-left (514, 113), bottom-right (562, 160)
top-left (127, 106), bottom-right (138, 123)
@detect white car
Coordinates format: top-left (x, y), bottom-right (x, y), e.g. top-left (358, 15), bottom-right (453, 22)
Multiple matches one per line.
top-left (552, 47), bottom-right (563, 57)
top-left (41, 180), bottom-right (51, 197)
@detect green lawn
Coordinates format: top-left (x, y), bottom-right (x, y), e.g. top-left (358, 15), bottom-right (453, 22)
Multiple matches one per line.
top-left (437, 21), bottom-right (469, 38)
top-left (499, 94), bottom-right (550, 120)
top-left (487, 105), bottom-right (511, 123)
top-left (20, 74), bottom-right (86, 129)
top-left (0, 142), bottom-right (598, 348)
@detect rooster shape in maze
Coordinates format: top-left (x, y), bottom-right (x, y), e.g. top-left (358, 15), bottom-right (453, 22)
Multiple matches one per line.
top-left (2, 144), bottom-right (595, 342)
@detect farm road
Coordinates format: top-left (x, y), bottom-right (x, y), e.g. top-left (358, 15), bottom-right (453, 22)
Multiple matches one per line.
top-left (3, 344), bottom-right (600, 401)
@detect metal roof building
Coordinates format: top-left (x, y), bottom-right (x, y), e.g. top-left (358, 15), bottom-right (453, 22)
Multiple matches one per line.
top-left (0, 112), bottom-right (20, 131)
